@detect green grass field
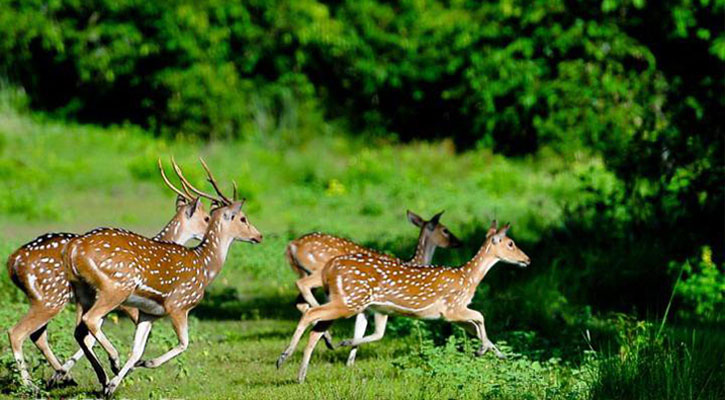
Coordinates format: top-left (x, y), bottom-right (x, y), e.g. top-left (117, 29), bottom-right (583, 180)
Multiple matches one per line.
top-left (0, 103), bottom-right (721, 399)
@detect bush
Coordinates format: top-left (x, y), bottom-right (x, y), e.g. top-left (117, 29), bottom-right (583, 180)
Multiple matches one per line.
top-left (669, 246), bottom-right (725, 323)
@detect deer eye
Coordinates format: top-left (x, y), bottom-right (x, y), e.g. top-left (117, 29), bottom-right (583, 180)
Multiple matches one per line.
top-left (442, 228), bottom-right (449, 235)
top-left (507, 241), bottom-right (514, 248)
top-left (240, 217), bottom-right (247, 223)
top-left (204, 216), bottom-right (210, 222)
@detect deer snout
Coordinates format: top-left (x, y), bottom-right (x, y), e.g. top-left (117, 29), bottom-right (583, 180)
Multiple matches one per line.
top-left (251, 233), bottom-right (263, 244)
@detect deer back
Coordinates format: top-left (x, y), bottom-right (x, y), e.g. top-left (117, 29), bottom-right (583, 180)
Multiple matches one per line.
top-left (65, 228), bottom-right (206, 307)
top-left (322, 253), bottom-right (465, 318)
top-left (288, 233), bottom-right (376, 276)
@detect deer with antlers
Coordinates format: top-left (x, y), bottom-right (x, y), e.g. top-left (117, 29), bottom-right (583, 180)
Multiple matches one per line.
top-left (63, 159), bottom-right (262, 396)
top-left (6, 160), bottom-right (210, 390)
top-left (277, 220), bottom-right (530, 383)
top-left (288, 210), bottom-right (461, 364)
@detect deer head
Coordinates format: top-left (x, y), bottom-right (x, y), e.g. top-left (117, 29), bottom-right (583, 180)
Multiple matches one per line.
top-left (212, 201), bottom-right (263, 244)
top-left (407, 210), bottom-right (462, 249)
top-left (171, 158), bottom-right (263, 245)
top-left (486, 220), bottom-right (530, 267)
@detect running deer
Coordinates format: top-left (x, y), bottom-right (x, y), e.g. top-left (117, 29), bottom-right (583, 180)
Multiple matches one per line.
top-left (288, 211), bottom-right (461, 364)
top-left (6, 160), bottom-right (210, 390)
top-left (277, 220), bottom-right (530, 383)
top-left (64, 160), bottom-right (262, 396)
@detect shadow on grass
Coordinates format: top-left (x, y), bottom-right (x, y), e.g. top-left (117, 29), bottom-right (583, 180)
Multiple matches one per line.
top-left (193, 287), bottom-right (305, 321)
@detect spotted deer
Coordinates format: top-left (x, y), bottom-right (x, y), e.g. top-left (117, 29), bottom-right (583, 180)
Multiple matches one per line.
top-left (64, 160), bottom-right (262, 396)
top-left (277, 220), bottom-right (531, 383)
top-left (288, 211), bottom-right (461, 364)
top-left (6, 160), bottom-right (210, 390)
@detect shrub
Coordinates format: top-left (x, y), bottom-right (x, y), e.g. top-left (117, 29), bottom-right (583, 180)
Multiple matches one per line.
top-left (669, 246), bottom-right (725, 323)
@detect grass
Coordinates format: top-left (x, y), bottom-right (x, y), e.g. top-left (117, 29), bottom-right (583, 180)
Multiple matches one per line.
top-left (589, 322), bottom-right (725, 400)
top-left (0, 99), bottom-right (722, 399)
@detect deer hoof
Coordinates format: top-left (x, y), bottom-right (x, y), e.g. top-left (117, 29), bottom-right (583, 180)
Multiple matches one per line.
top-left (109, 358), bottom-right (121, 375)
top-left (323, 332), bottom-right (335, 350)
top-left (135, 360), bottom-right (152, 368)
top-left (338, 339), bottom-right (354, 347)
top-left (276, 352), bottom-right (289, 369)
top-left (48, 370), bottom-right (76, 387)
top-left (104, 378), bottom-right (120, 398)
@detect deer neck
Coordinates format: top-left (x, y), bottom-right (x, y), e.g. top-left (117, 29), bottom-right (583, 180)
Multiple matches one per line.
top-left (461, 240), bottom-right (499, 286)
top-left (152, 215), bottom-right (189, 244)
top-left (194, 219), bottom-right (234, 284)
top-left (410, 229), bottom-right (437, 264)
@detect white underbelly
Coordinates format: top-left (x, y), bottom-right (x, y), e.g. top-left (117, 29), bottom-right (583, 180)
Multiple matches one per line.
top-left (124, 295), bottom-right (166, 316)
top-left (369, 302), bottom-right (442, 320)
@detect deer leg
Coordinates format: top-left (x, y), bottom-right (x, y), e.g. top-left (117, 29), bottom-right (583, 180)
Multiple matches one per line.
top-left (473, 316), bottom-right (504, 359)
top-left (104, 313), bottom-right (155, 397)
top-left (74, 319), bottom-right (109, 388)
top-left (81, 289), bottom-right (128, 375)
top-left (344, 313), bottom-right (368, 367)
top-left (295, 272), bottom-right (323, 310)
top-left (7, 305), bottom-right (56, 390)
top-left (277, 300), bottom-right (352, 369)
top-left (29, 325), bottom-right (62, 373)
top-left (295, 272), bottom-right (335, 349)
top-left (448, 308), bottom-right (504, 359)
top-left (118, 305), bottom-right (140, 324)
top-left (298, 320), bottom-right (333, 384)
top-left (70, 282), bottom-right (112, 388)
top-left (136, 310), bottom-right (189, 369)
top-left (50, 305), bottom-right (87, 386)
top-left (341, 312), bottom-right (388, 348)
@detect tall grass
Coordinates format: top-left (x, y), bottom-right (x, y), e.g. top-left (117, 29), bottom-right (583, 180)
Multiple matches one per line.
top-left (589, 324), bottom-right (725, 400)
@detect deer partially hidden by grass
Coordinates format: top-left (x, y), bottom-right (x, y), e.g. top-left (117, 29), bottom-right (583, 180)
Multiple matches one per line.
top-left (64, 160), bottom-right (262, 397)
top-left (277, 220), bottom-right (530, 383)
top-left (287, 210), bottom-right (461, 364)
top-left (6, 159), bottom-right (210, 391)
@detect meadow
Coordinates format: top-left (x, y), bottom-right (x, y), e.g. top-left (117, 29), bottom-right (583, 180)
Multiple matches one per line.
top-left (0, 90), bottom-right (722, 399)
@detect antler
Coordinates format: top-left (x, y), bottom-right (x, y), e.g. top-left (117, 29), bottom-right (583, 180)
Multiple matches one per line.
top-left (171, 157), bottom-right (227, 205)
top-left (231, 180), bottom-right (247, 207)
top-left (199, 157), bottom-right (233, 205)
top-left (178, 179), bottom-right (196, 199)
top-left (158, 158), bottom-right (194, 201)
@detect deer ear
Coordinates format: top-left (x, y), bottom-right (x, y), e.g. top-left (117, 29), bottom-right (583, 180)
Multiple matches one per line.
top-left (407, 210), bottom-right (425, 227)
top-left (486, 219), bottom-right (498, 238)
top-left (498, 223), bottom-right (511, 236)
top-left (185, 197), bottom-right (201, 218)
top-left (175, 195), bottom-right (188, 210)
top-left (429, 211), bottom-right (444, 228)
